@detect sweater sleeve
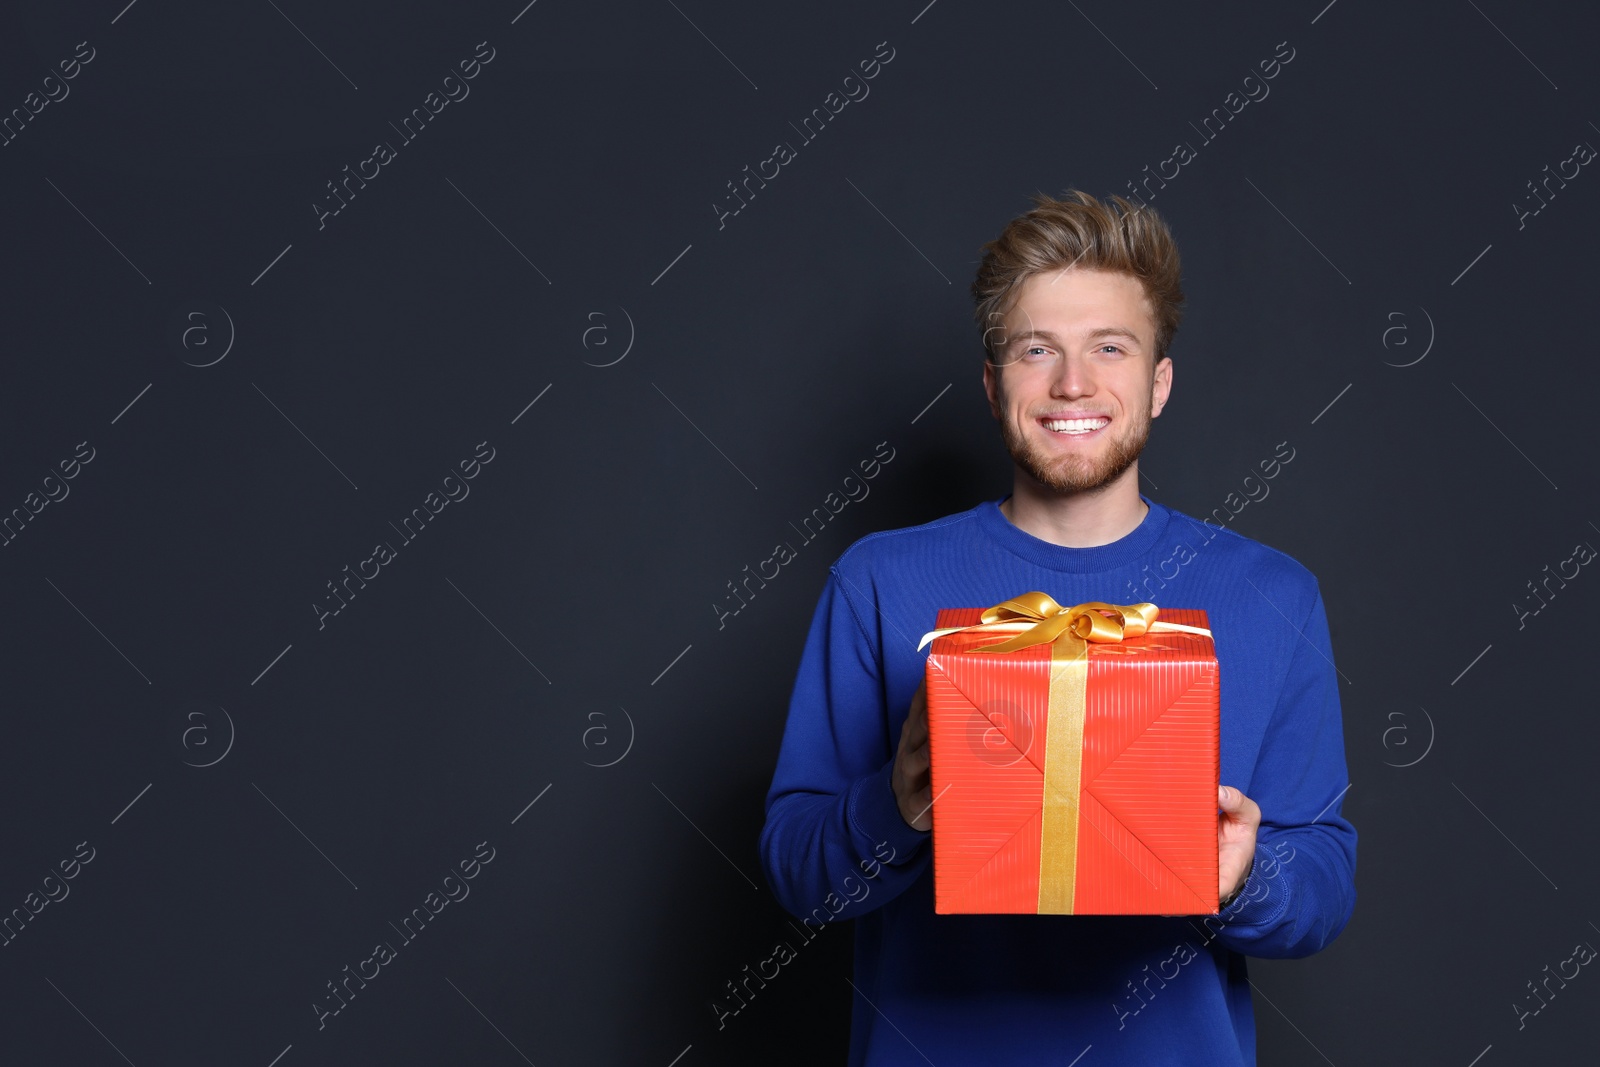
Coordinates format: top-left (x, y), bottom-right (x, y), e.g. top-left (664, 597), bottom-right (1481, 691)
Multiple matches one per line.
top-left (758, 566), bottom-right (932, 922)
top-left (1209, 585), bottom-right (1358, 959)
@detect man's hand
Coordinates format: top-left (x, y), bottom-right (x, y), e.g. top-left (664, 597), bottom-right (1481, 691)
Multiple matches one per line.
top-left (891, 680), bottom-right (933, 831)
top-left (1217, 784), bottom-right (1261, 903)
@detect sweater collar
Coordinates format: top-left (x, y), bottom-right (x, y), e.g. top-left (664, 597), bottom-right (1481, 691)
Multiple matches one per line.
top-left (976, 494), bottom-right (1172, 573)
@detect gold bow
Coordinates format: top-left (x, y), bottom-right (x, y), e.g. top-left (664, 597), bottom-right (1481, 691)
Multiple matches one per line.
top-left (921, 594), bottom-right (1210, 913)
top-left (916, 593), bottom-right (1208, 655)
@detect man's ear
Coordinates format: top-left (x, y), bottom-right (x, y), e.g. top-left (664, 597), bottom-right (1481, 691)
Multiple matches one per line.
top-left (982, 358), bottom-right (1001, 420)
top-left (1150, 356), bottom-right (1173, 418)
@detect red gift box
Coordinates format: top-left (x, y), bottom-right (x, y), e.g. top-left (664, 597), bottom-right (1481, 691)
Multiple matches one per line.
top-left (921, 596), bottom-right (1219, 915)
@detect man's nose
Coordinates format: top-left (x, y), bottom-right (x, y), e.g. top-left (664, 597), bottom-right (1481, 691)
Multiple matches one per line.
top-left (1050, 351), bottom-right (1093, 397)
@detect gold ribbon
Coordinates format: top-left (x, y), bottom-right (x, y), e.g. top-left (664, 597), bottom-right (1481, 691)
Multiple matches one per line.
top-left (920, 594), bottom-right (1211, 914)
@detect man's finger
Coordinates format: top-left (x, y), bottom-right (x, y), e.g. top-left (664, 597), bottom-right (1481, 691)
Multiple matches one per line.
top-left (907, 719), bottom-right (928, 750)
top-left (904, 719), bottom-right (928, 753)
top-left (1218, 785), bottom-right (1262, 832)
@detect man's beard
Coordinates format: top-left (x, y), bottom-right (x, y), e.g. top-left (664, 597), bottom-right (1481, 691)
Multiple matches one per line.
top-left (998, 399), bottom-right (1152, 495)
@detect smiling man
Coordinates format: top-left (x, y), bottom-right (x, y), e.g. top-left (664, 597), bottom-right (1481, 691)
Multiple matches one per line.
top-left (758, 190), bottom-right (1357, 1065)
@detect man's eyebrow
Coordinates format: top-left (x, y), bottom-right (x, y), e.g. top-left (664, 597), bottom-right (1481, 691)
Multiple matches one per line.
top-left (1084, 326), bottom-right (1144, 344)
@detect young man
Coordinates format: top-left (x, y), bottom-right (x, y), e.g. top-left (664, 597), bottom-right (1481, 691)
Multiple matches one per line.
top-left (758, 190), bottom-right (1356, 1065)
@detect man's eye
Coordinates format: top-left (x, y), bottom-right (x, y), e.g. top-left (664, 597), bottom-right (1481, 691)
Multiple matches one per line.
top-left (1098, 344), bottom-right (1122, 354)
top-left (1024, 346), bottom-right (1050, 357)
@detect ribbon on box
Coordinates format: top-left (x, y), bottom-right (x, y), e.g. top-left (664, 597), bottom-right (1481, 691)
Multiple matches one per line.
top-left (918, 594), bottom-right (1212, 914)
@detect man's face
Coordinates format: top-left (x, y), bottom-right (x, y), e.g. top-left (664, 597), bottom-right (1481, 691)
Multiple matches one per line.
top-left (982, 267), bottom-right (1172, 496)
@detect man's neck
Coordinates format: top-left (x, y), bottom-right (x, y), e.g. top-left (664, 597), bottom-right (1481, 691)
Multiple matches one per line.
top-left (999, 469), bottom-right (1150, 548)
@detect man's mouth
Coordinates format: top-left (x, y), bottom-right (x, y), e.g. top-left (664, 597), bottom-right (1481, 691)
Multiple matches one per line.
top-left (1039, 416), bottom-right (1110, 437)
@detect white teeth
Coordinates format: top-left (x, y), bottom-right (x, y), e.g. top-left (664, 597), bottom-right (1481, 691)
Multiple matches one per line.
top-left (1042, 417), bottom-right (1108, 434)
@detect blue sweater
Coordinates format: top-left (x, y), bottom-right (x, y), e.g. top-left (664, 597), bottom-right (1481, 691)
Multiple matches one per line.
top-left (759, 496), bottom-right (1356, 1066)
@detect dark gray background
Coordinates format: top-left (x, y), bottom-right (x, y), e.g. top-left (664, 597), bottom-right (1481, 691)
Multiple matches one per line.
top-left (1, 1), bottom-right (1595, 1064)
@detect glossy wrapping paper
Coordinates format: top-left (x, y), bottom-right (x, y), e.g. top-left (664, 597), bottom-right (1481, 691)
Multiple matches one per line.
top-left (924, 605), bottom-right (1219, 915)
